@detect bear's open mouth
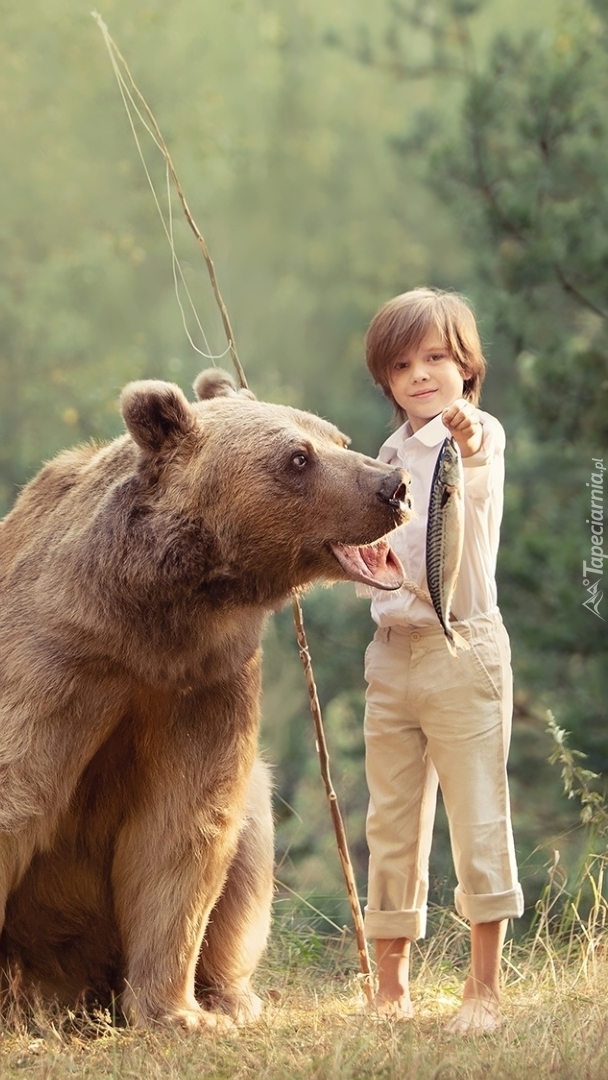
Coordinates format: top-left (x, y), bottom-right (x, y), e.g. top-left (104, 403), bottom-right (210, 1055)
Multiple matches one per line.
top-left (329, 539), bottom-right (404, 591)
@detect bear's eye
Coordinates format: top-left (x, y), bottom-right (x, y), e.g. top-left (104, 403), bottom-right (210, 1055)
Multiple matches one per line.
top-left (291, 452), bottom-right (308, 469)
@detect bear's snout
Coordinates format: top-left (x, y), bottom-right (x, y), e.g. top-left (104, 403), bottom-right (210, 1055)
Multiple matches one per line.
top-left (376, 467), bottom-right (412, 522)
top-left (377, 471), bottom-right (411, 512)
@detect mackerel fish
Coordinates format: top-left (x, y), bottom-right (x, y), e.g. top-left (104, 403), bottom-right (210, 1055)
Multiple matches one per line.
top-left (425, 436), bottom-right (470, 657)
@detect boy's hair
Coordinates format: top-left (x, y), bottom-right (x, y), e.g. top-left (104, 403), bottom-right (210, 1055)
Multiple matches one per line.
top-left (365, 287), bottom-right (487, 422)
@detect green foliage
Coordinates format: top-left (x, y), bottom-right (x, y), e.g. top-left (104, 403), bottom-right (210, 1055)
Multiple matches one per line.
top-left (547, 710), bottom-right (608, 836)
top-left (0, 2), bottom-right (189, 508)
top-left (431, 9), bottom-right (608, 449)
top-left (382, 0), bottom-right (608, 446)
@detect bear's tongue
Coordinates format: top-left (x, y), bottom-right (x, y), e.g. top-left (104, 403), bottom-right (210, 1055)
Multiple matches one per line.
top-left (330, 539), bottom-right (404, 591)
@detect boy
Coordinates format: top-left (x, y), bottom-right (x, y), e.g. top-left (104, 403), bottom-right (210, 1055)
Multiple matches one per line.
top-left (362, 287), bottom-right (523, 1033)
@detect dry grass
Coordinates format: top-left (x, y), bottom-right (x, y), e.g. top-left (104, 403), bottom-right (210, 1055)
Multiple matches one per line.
top-left (2, 955), bottom-right (608, 1080)
top-left (3, 882), bottom-right (608, 1080)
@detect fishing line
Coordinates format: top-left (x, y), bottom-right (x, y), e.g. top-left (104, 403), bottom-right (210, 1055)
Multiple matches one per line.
top-left (165, 162), bottom-right (232, 362)
top-left (93, 12), bottom-right (232, 365)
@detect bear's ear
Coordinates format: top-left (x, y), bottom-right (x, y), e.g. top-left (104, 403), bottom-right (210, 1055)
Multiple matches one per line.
top-left (121, 380), bottom-right (195, 453)
top-left (194, 368), bottom-right (256, 401)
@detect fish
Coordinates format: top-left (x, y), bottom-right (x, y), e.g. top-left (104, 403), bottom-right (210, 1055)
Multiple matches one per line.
top-left (426, 436), bottom-right (470, 657)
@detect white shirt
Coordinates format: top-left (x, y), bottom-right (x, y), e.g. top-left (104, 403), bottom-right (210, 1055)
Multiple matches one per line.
top-left (369, 410), bottom-right (505, 627)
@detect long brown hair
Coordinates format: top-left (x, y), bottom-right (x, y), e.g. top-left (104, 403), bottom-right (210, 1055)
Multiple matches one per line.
top-left (365, 287), bottom-right (487, 423)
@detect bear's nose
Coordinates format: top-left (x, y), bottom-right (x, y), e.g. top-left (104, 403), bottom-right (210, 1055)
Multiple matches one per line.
top-left (386, 481), bottom-right (411, 511)
top-left (378, 473), bottom-right (411, 512)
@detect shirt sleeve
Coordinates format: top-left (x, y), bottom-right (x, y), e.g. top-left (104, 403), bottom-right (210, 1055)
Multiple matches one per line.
top-left (462, 413), bottom-right (505, 500)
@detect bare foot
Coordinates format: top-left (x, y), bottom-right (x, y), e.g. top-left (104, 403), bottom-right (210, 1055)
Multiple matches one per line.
top-left (368, 992), bottom-right (414, 1020)
top-left (444, 993), bottom-right (502, 1035)
top-left (370, 938), bottom-right (413, 1020)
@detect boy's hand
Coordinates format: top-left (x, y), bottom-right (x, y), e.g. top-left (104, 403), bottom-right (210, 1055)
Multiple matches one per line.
top-left (442, 399), bottom-right (483, 457)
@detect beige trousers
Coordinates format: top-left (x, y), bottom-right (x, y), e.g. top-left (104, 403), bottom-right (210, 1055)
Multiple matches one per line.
top-left (363, 610), bottom-right (524, 941)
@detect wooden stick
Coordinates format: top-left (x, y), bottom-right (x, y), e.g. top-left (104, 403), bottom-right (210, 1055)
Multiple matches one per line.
top-left (292, 596), bottom-right (374, 1003)
top-left (94, 14), bottom-right (373, 1000)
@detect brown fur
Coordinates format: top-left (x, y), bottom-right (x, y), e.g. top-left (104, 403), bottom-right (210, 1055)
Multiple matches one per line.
top-left (0, 370), bottom-right (408, 1030)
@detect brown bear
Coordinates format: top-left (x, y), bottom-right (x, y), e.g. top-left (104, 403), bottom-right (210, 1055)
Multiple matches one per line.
top-left (0, 369), bottom-right (410, 1030)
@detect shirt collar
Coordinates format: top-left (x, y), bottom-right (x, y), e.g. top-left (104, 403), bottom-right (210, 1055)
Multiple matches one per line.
top-left (378, 412), bottom-right (450, 462)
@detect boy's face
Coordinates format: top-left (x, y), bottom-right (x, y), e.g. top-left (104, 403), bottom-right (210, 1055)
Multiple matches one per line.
top-left (388, 330), bottom-right (467, 432)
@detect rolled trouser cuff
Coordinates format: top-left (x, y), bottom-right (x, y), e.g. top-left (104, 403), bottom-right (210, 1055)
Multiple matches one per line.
top-left (363, 906), bottom-right (426, 941)
top-left (454, 884), bottom-right (525, 924)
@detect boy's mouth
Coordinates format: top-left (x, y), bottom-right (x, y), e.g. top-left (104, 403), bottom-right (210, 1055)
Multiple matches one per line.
top-left (410, 388), bottom-right (437, 399)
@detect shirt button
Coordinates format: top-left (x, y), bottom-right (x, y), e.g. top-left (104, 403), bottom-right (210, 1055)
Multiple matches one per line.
top-left (411, 631), bottom-right (421, 642)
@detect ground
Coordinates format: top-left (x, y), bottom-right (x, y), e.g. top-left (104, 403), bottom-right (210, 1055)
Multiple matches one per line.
top-left (2, 914), bottom-right (608, 1080)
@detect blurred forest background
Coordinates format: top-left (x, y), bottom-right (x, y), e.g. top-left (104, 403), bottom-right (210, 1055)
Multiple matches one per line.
top-left (1, 0), bottom-right (607, 933)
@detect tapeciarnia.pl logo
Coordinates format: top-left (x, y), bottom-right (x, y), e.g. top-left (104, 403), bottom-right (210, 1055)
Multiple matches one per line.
top-left (582, 457), bottom-right (606, 621)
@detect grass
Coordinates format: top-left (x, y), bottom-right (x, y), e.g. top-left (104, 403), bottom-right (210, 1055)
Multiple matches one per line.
top-left (2, 945), bottom-right (608, 1080)
top-left (2, 713), bottom-right (606, 1079)
top-left (3, 869), bottom-right (608, 1080)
